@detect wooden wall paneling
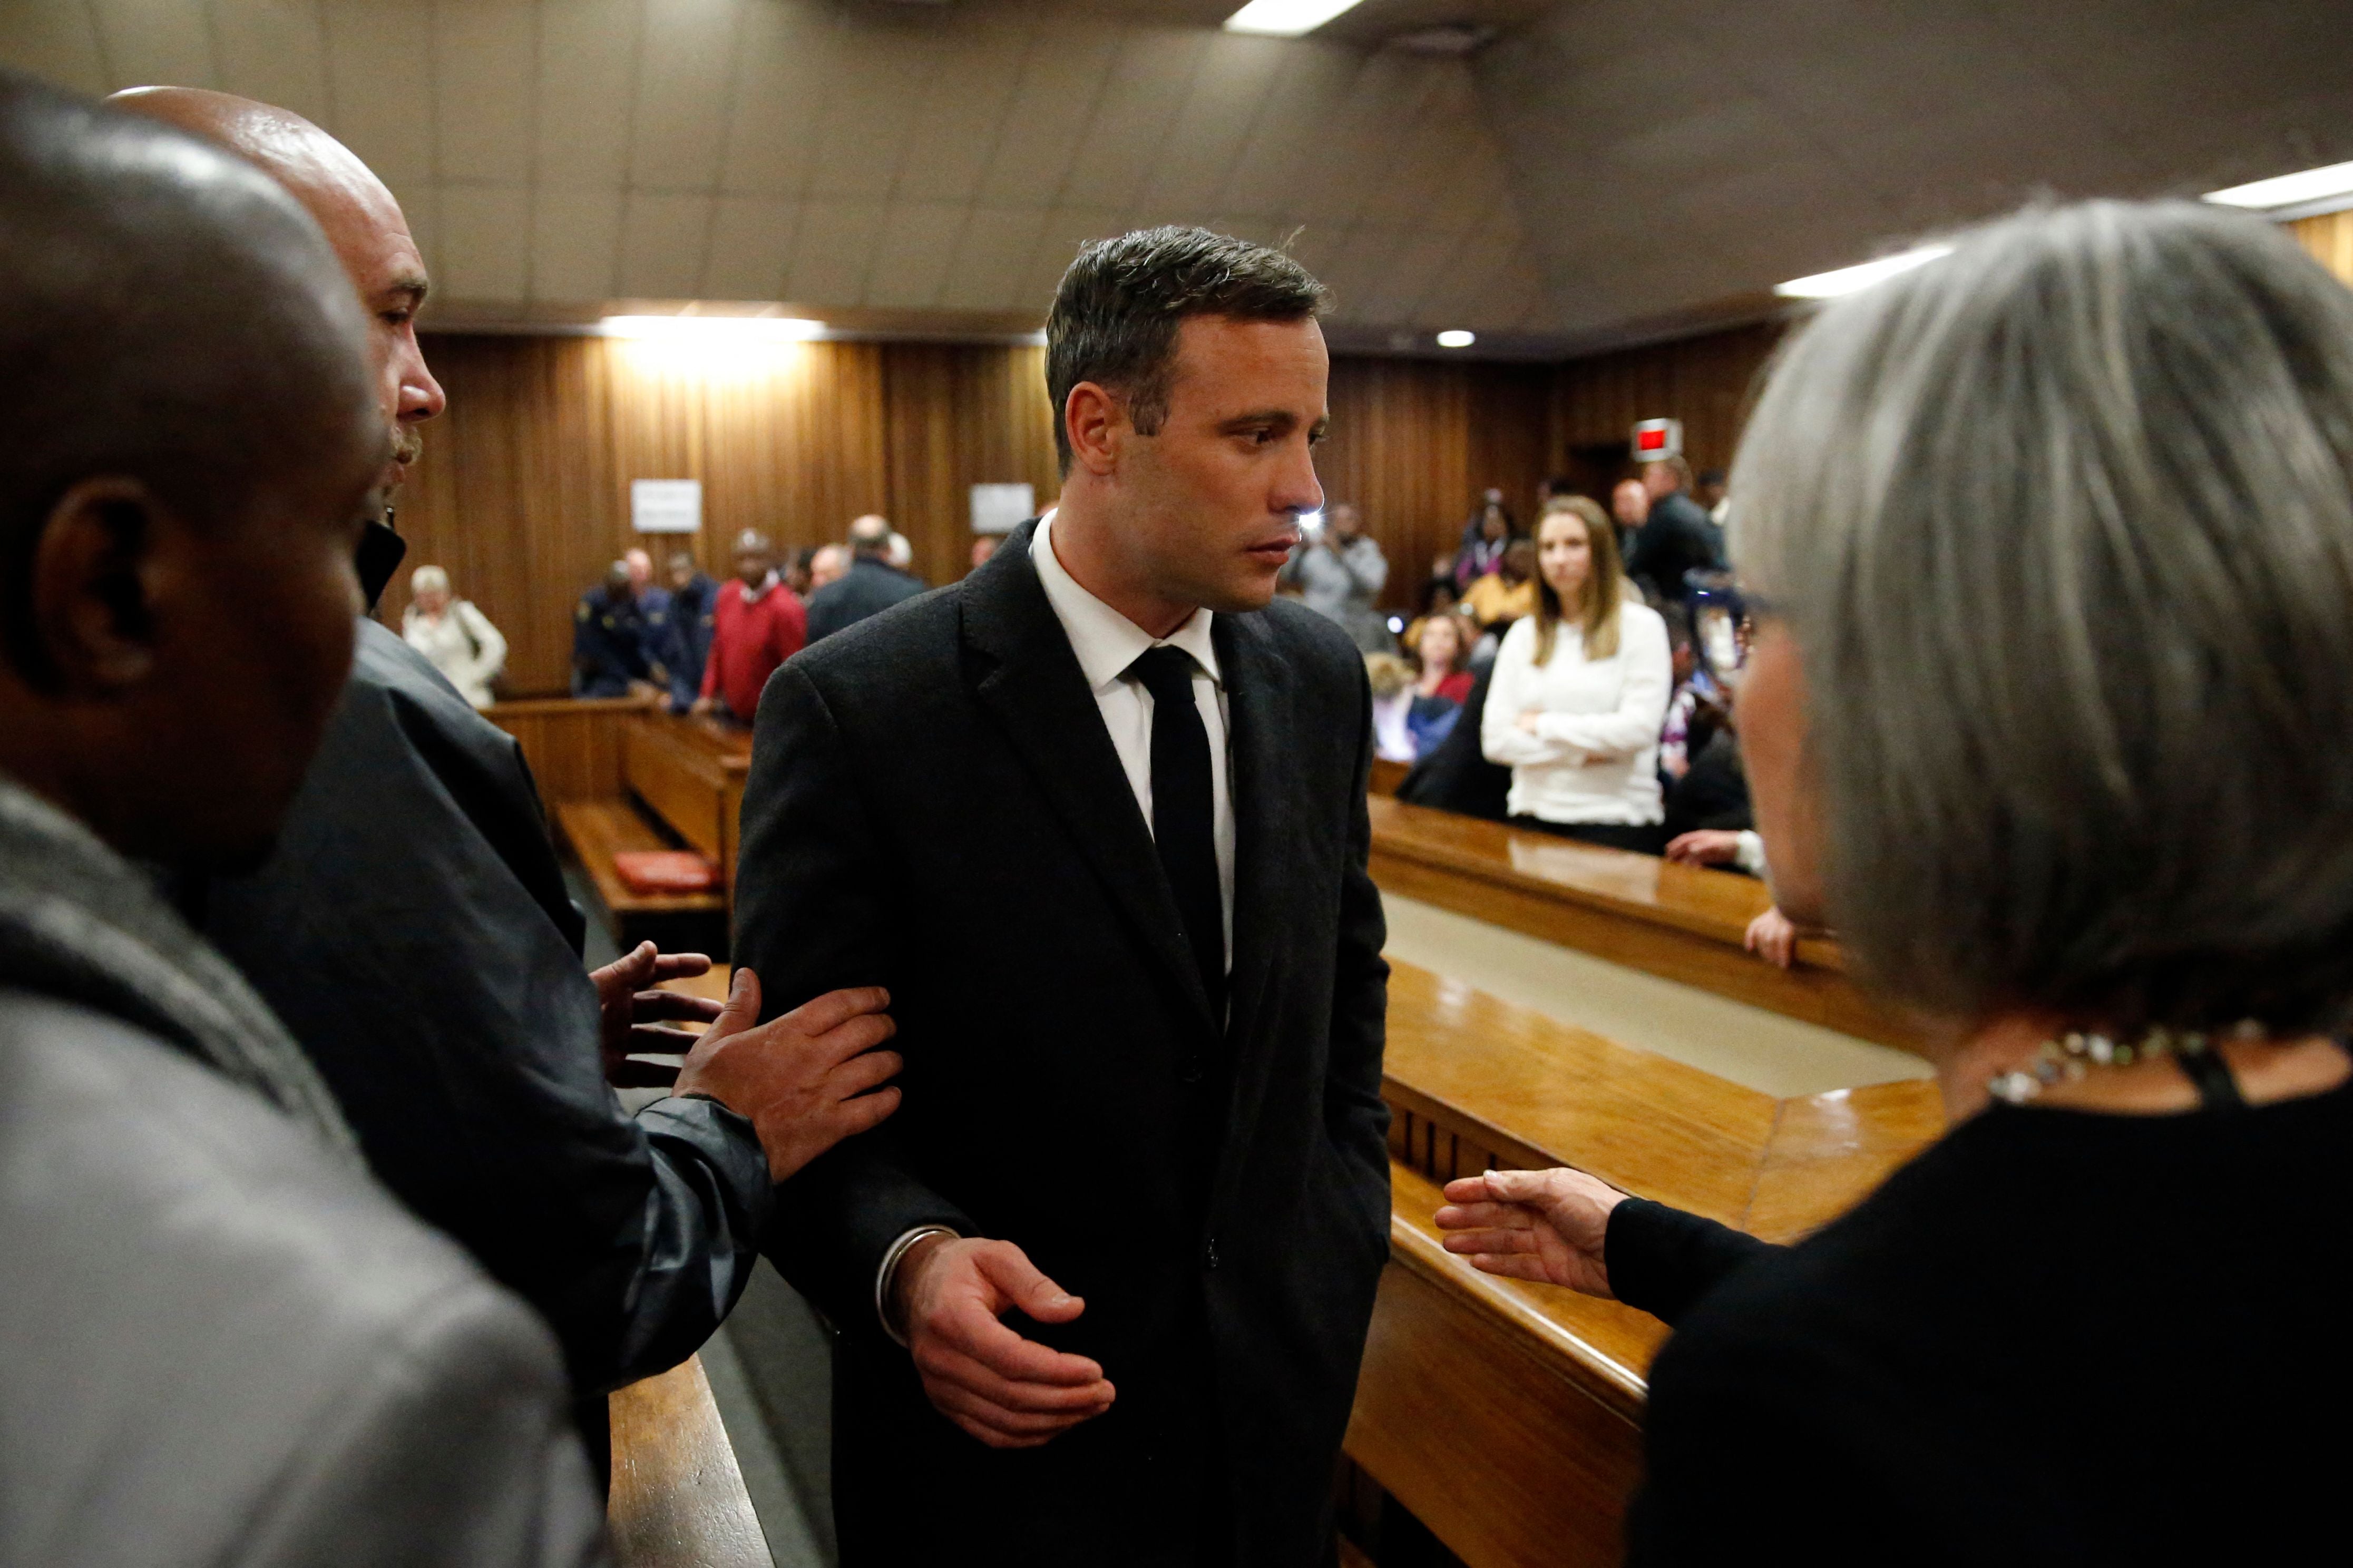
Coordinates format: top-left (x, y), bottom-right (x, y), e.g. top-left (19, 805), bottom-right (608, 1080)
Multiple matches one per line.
top-left (1547, 321), bottom-right (1783, 493)
top-left (2289, 209), bottom-right (2353, 288)
top-left (880, 341), bottom-right (1062, 588)
top-left (1319, 356), bottom-right (1552, 608)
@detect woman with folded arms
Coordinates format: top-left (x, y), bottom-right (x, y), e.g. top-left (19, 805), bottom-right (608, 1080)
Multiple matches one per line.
top-left (1439, 200), bottom-right (2353, 1563)
top-left (1480, 494), bottom-right (1672, 853)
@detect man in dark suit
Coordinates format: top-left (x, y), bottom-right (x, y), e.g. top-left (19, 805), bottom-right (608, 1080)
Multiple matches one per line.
top-left (804, 512), bottom-right (925, 641)
top-left (737, 227), bottom-right (1391, 1567)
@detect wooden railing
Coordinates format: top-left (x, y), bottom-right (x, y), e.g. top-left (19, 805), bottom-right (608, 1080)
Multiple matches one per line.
top-left (1344, 958), bottom-right (1945, 1566)
top-left (1367, 796), bottom-right (1924, 1053)
top-left (486, 695), bottom-right (652, 806)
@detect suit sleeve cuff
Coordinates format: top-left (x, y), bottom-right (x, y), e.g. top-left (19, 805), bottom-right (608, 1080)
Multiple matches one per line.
top-left (874, 1225), bottom-right (961, 1347)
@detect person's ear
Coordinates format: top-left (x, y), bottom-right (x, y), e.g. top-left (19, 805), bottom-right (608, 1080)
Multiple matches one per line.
top-left (1064, 382), bottom-right (1126, 477)
top-left (30, 476), bottom-right (178, 693)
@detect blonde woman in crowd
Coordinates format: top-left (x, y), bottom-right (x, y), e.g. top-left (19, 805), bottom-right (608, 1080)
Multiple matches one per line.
top-left (1480, 495), bottom-right (1673, 852)
top-left (401, 565), bottom-right (506, 710)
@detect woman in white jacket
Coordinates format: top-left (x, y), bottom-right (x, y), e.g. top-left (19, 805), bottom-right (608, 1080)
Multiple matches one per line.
top-left (401, 565), bottom-right (507, 710)
top-left (1481, 495), bottom-right (1673, 852)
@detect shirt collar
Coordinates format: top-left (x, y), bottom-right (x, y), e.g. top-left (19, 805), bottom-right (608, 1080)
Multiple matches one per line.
top-left (738, 570), bottom-right (778, 604)
top-left (1032, 513), bottom-right (1221, 695)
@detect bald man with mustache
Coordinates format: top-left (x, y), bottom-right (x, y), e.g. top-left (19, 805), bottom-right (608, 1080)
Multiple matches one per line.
top-left (112, 86), bottom-right (903, 1462)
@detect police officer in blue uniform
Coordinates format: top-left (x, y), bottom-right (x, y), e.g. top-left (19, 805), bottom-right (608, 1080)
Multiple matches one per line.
top-left (572, 562), bottom-right (652, 697)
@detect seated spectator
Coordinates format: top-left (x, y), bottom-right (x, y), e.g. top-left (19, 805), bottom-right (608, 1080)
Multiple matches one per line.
top-left (1462, 536), bottom-right (1538, 629)
top-left (1627, 455), bottom-right (1726, 606)
top-left (1414, 611), bottom-right (1476, 704)
top-left (1396, 655), bottom-right (1514, 822)
top-left (1452, 488), bottom-right (1518, 587)
top-left (969, 533), bottom-right (999, 573)
top-left (0, 73), bottom-right (601, 1560)
top-left (1438, 198), bottom-right (2353, 1563)
top-left (571, 560), bottom-right (653, 697)
top-left (401, 563), bottom-right (505, 708)
top-left (1481, 495), bottom-right (1671, 854)
top-left (808, 541), bottom-right (851, 592)
top-left (807, 513), bottom-right (924, 641)
top-left (655, 549), bottom-right (719, 712)
top-left (1283, 501), bottom-right (1392, 652)
top-left (695, 528), bottom-right (806, 725)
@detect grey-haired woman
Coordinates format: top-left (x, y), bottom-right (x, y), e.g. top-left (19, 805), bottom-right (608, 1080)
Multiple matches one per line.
top-left (1439, 199), bottom-right (2353, 1563)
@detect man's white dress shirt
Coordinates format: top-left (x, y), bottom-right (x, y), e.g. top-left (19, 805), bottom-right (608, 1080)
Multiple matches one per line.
top-left (874, 514), bottom-right (1239, 1337)
top-left (1030, 512), bottom-right (1236, 962)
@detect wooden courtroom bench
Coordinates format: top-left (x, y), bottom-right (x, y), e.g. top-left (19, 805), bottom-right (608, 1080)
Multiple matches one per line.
top-left (1366, 795), bottom-right (1924, 1054)
top-left (607, 1355), bottom-right (767, 1568)
top-left (1343, 958), bottom-right (1944, 1567)
top-left (623, 713), bottom-right (752, 902)
top-left (553, 799), bottom-right (725, 945)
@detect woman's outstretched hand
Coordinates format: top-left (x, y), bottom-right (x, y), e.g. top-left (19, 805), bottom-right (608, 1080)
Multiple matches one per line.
top-left (1434, 1167), bottom-right (1632, 1297)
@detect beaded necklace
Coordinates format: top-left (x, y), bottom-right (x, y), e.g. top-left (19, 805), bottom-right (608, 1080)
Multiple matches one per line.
top-left (1985, 1022), bottom-right (2262, 1106)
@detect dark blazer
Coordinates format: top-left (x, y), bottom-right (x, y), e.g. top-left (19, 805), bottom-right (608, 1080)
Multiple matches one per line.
top-left (736, 522), bottom-right (1391, 1567)
top-left (198, 621), bottom-right (772, 1412)
top-left (804, 555), bottom-right (925, 643)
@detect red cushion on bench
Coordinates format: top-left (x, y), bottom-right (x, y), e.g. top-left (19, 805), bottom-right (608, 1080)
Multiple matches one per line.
top-left (612, 850), bottom-right (720, 896)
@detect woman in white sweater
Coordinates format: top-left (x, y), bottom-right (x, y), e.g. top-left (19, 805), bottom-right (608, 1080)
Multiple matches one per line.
top-left (400, 564), bottom-right (507, 710)
top-left (1481, 495), bottom-right (1673, 852)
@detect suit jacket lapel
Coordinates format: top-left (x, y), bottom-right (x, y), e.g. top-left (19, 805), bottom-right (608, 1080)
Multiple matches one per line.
top-left (1215, 612), bottom-right (1299, 1150)
top-left (962, 524), bottom-right (1220, 1037)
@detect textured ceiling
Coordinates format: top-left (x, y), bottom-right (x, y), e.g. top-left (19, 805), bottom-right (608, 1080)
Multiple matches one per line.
top-left (1, 0), bottom-right (2347, 352)
top-left (1480, 0), bottom-right (2353, 344)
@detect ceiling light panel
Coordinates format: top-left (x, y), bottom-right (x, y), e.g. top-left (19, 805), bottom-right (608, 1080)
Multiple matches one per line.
top-left (2205, 160), bottom-right (2353, 213)
top-left (1773, 243), bottom-right (1954, 300)
top-left (1224, 0), bottom-right (1369, 38)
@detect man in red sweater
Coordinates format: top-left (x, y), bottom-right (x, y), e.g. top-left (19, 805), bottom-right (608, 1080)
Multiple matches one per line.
top-left (694, 531), bottom-right (806, 724)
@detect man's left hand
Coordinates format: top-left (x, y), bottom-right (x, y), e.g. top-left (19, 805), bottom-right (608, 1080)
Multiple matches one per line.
top-left (591, 939), bottom-right (724, 1087)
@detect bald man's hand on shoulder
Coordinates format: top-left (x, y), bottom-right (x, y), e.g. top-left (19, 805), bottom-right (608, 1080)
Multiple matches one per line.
top-left (674, 968), bottom-right (902, 1182)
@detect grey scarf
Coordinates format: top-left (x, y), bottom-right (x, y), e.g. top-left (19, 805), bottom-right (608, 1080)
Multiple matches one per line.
top-left (0, 776), bottom-right (360, 1164)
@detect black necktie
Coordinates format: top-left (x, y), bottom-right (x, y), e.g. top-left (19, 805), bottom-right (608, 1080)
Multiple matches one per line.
top-left (1127, 645), bottom-right (1225, 1025)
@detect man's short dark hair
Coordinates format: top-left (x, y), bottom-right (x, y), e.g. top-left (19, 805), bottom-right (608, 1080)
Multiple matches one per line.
top-left (1044, 226), bottom-right (1329, 473)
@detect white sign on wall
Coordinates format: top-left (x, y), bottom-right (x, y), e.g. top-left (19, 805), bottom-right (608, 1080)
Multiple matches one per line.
top-left (969, 483), bottom-right (1036, 536)
top-left (631, 478), bottom-right (703, 534)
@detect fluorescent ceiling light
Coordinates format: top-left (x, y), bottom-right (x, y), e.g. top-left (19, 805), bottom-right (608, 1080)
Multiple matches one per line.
top-left (1435, 329), bottom-right (1476, 348)
top-left (2205, 159), bottom-right (2353, 212)
top-left (1773, 242), bottom-right (1954, 300)
top-left (1223, 0), bottom-right (1368, 37)
top-left (598, 315), bottom-right (826, 340)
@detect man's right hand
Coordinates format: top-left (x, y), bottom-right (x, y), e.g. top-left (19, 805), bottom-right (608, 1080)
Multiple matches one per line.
top-left (673, 968), bottom-right (901, 1181)
top-left (1664, 828), bottom-right (1743, 866)
top-left (894, 1235), bottom-right (1115, 1449)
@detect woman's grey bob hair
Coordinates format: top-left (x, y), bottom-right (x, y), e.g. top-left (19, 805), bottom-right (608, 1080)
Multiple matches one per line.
top-left (1731, 200), bottom-right (2353, 1037)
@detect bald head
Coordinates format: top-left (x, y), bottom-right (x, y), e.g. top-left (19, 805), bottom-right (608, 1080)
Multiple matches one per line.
top-left (848, 514), bottom-right (892, 556)
top-left (0, 77), bottom-right (376, 579)
top-left (111, 86), bottom-right (445, 489)
top-left (0, 71), bottom-right (385, 865)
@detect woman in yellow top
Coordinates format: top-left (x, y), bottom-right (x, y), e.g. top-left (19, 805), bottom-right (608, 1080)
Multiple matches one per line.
top-left (1461, 537), bottom-right (1538, 629)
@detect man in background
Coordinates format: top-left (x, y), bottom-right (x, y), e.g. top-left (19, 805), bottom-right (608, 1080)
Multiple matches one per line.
top-left (806, 512), bottom-right (925, 641)
top-left (739, 226), bottom-right (1390, 1566)
top-left (1280, 499), bottom-right (1390, 652)
top-left (624, 545), bottom-right (670, 619)
top-left (117, 86), bottom-right (903, 1457)
top-left (808, 541), bottom-right (851, 593)
top-left (695, 528), bottom-right (806, 725)
top-left (969, 534), bottom-right (1000, 574)
top-left (572, 559), bottom-right (653, 696)
top-left (1627, 455), bottom-right (1726, 606)
top-left (658, 549), bottom-right (719, 712)
top-left (0, 72), bottom-right (602, 1561)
